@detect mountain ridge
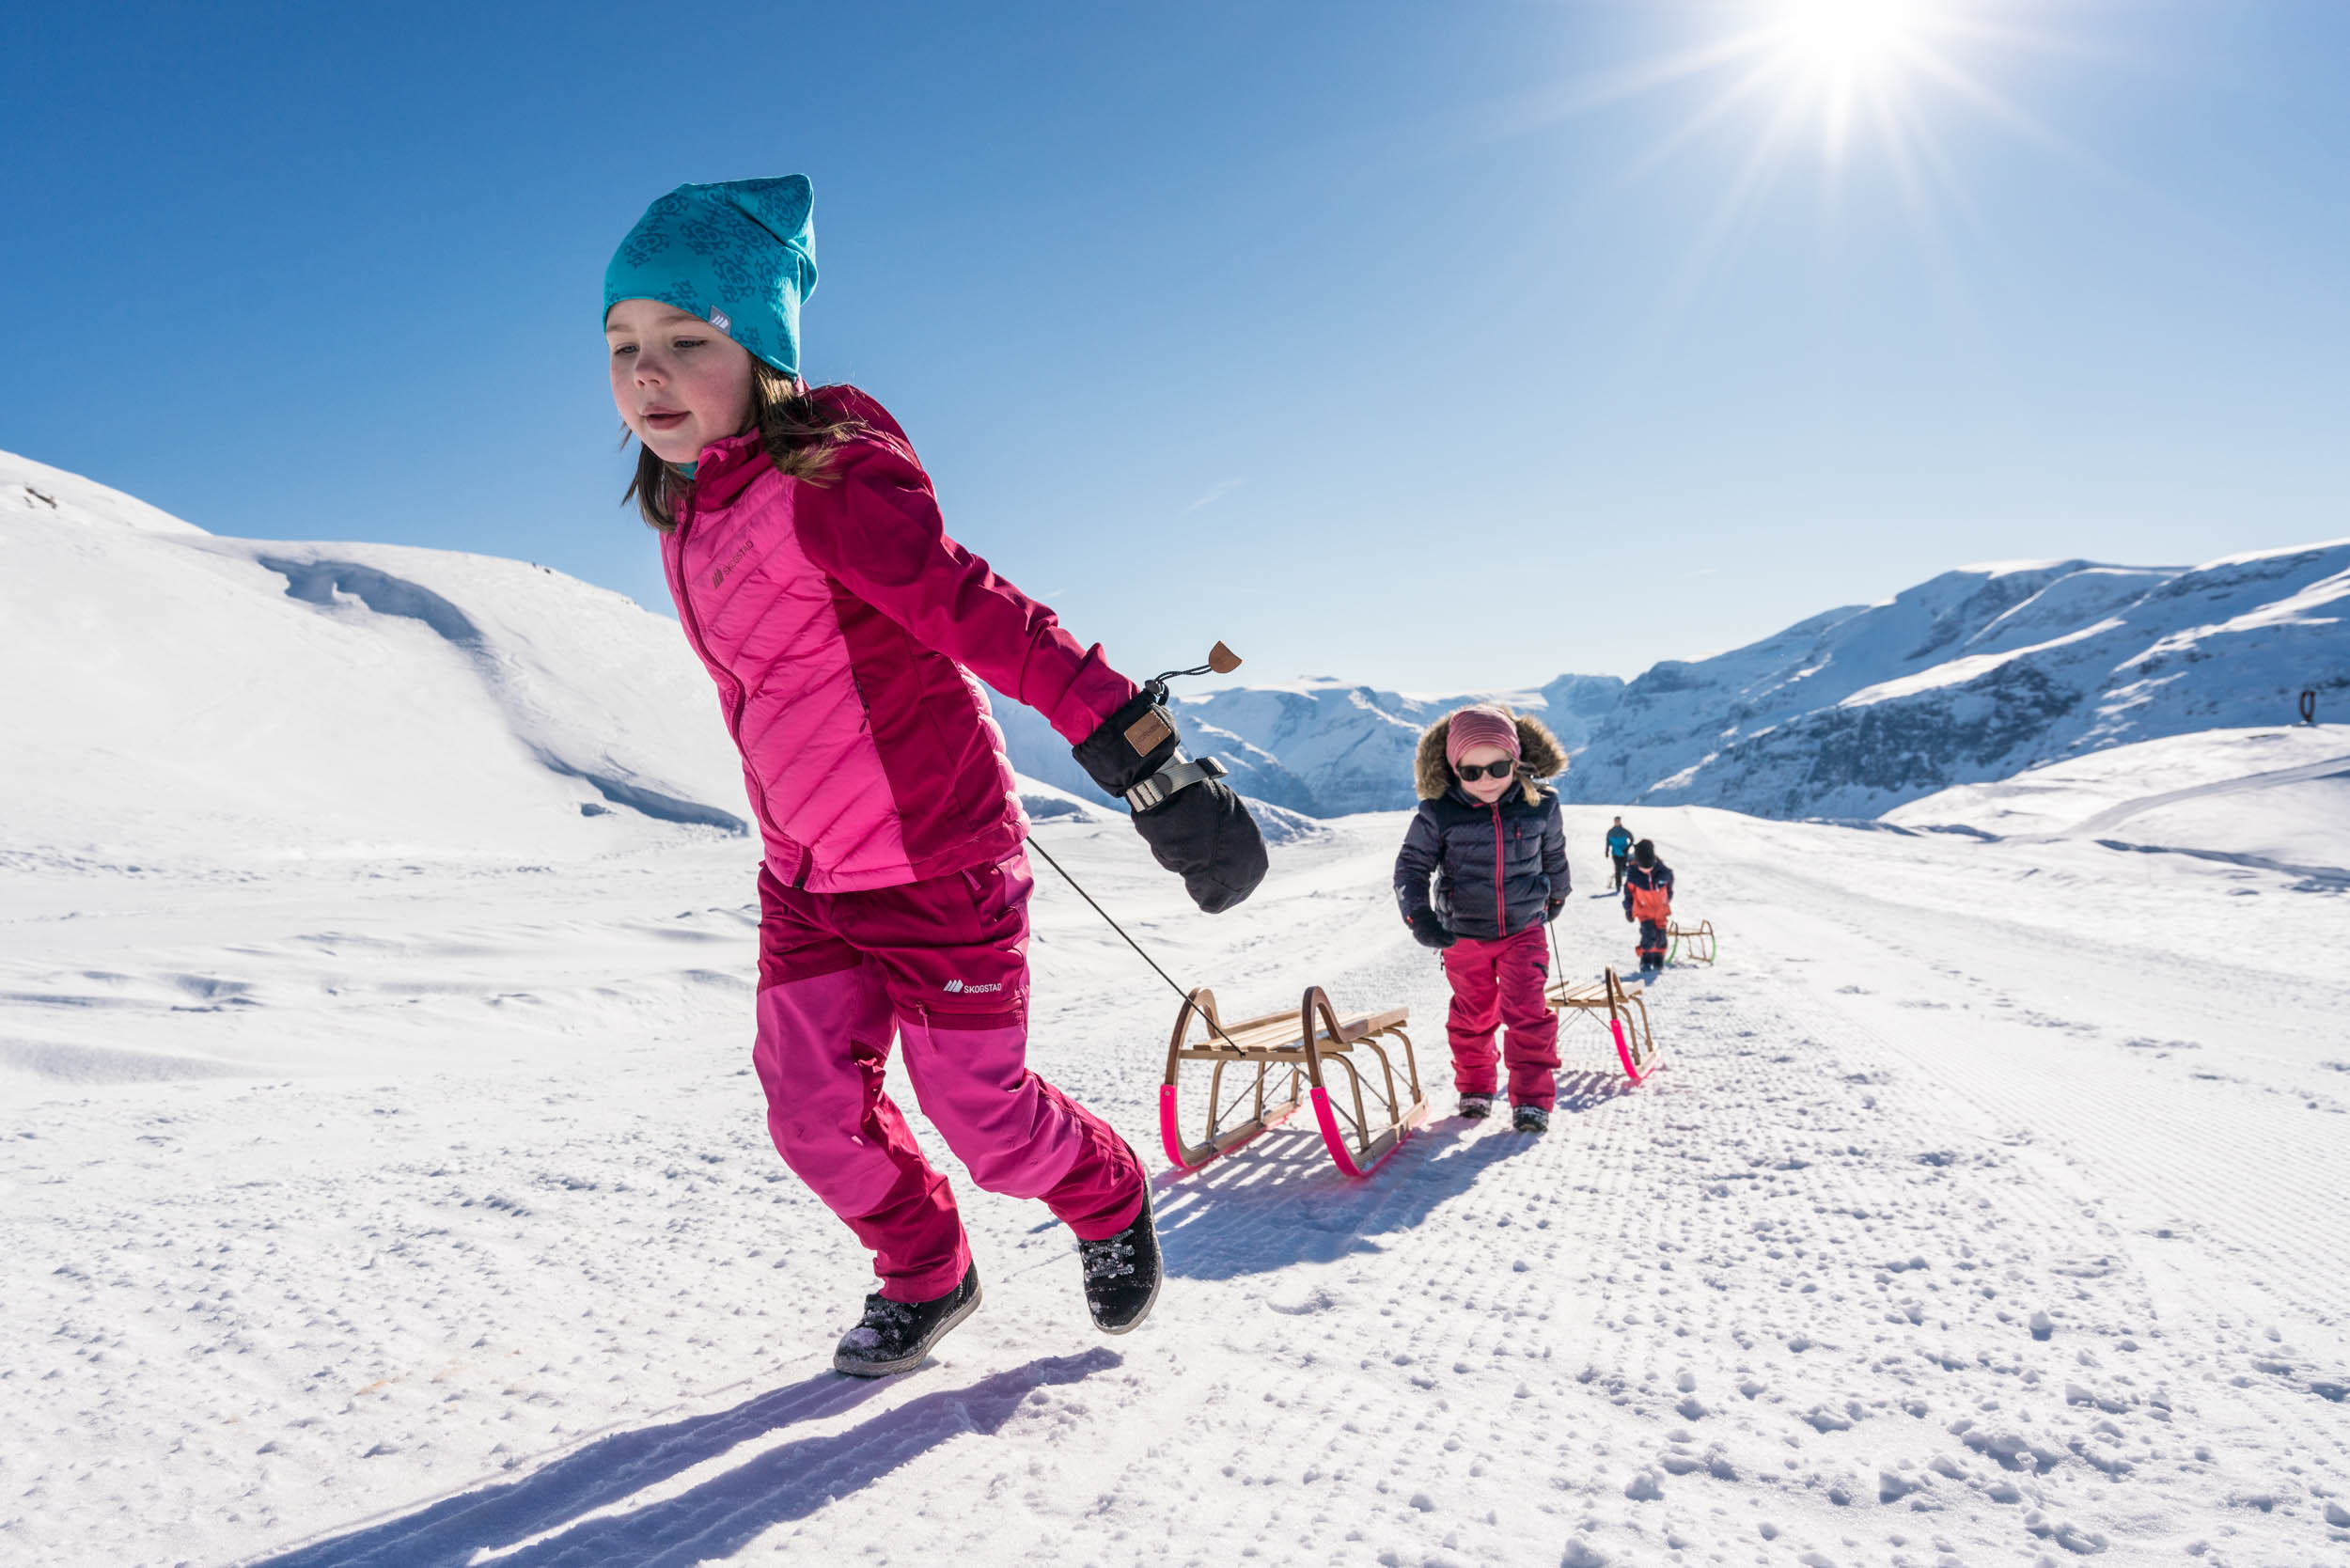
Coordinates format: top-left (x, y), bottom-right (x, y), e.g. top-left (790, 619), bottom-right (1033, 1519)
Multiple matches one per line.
top-left (997, 549), bottom-right (2349, 822)
top-left (14, 447), bottom-right (2341, 839)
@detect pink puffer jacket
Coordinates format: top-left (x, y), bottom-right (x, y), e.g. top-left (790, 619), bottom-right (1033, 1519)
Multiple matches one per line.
top-left (661, 386), bottom-right (1137, 892)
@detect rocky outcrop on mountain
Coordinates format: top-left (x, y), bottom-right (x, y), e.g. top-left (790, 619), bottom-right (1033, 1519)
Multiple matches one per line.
top-left (1565, 546), bottom-right (2350, 819)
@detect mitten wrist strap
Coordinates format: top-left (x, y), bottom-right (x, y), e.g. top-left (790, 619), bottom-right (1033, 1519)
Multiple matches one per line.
top-left (1123, 755), bottom-right (1228, 813)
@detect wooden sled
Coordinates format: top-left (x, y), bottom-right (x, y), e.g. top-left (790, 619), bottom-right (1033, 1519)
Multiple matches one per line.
top-left (1546, 966), bottom-right (1660, 1085)
top-left (1160, 986), bottom-right (1430, 1178)
top-left (1666, 918), bottom-right (1716, 965)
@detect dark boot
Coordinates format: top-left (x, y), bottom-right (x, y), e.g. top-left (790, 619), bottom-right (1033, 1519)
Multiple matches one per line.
top-left (833, 1262), bottom-right (982, 1377)
top-left (1077, 1179), bottom-right (1162, 1335)
top-left (1512, 1104), bottom-right (1550, 1134)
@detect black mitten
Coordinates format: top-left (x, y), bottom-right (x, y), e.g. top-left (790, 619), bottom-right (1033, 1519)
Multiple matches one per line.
top-left (1544, 897), bottom-right (1564, 923)
top-left (1406, 908), bottom-right (1456, 949)
top-left (1073, 687), bottom-right (1268, 914)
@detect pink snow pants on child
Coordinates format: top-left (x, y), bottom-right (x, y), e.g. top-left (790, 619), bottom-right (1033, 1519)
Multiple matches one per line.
top-left (752, 848), bottom-right (1144, 1302)
top-left (1440, 926), bottom-right (1560, 1111)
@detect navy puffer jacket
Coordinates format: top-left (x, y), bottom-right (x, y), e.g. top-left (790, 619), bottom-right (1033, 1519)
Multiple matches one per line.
top-left (1393, 712), bottom-right (1570, 943)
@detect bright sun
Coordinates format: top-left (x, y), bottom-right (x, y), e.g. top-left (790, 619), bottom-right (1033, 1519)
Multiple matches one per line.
top-left (1767, 0), bottom-right (1945, 156)
top-left (1521, 0), bottom-right (2091, 290)
top-left (1518, 0), bottom-right (2087, 282)
top-left (1777, 0), bottom-right (1936, 78)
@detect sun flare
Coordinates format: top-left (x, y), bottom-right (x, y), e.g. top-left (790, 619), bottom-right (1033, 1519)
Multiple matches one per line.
top-left (1776, 0), bottom-right (1936, 80)
top-left (1765, 0), bottom-right (1945, 158)
top-left (1508, 0), bottom-right (2101, 302)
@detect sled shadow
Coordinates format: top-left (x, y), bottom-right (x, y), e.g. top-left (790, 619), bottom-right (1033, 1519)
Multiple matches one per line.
top-left (1553, 1068), bottom-right (1643, 1114)
top-left (241, 1349), bottom-right (1120, 1568)
top-left (1152, 1119), bottom-right (1535, 1283)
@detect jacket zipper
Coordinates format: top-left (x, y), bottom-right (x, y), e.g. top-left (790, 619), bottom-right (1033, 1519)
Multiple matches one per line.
top-left (1489, 803), bottom-right (1506, 935)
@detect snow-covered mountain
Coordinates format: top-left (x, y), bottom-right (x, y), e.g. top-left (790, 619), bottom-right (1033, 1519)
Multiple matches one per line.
top-left (992, 672), bottom-right (1626, 816)
top-left (1569, 548), bottom-right (2350, 819)
top-left (1006, 551), bottom-right (2349, 823)
top-left (2, 449), bottom-right (759, 862)
top-left (17, 445), bottom-right (2340, 843)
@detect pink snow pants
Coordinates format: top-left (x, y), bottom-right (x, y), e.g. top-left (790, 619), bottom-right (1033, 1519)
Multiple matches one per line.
top-left (1440, 926), bottom-right (1560, 1111)
top-left (752, 848), bottom-right (1144, 1302)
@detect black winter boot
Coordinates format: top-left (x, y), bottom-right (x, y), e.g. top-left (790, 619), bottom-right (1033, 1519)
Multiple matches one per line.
top-left (1512, 1105), bottom-right (1551, 1135)
top-left (833, 1262), bottom-right (983, 1377)
top-left (1077, 1180), bottom-right (1163, 1334)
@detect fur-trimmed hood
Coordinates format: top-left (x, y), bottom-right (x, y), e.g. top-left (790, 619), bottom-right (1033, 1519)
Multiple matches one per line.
top-left (1414, 709), bottom-right (1567, 804)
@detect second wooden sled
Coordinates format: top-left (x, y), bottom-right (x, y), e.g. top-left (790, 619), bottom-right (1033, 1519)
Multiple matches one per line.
top-left (1161, 986), bottom-right (1430, 1178)
top-left (1547, 966), bottom-right (1661, 1085)
top-left (1667, 918), bottom-right (1716, 965)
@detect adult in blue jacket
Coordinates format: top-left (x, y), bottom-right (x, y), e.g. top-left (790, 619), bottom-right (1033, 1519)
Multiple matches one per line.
top-left (1604, 818), bottom-right (1634, 891)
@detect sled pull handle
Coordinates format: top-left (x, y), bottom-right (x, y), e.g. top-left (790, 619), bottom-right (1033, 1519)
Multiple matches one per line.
top-left (1149, 641), bottom-right (1243, 688)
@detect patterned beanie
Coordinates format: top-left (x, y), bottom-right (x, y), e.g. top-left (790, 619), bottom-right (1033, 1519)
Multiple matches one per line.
top-left (1444, 704), bottom-right (1521, 769)
top-left (603, 176), bottom-right (818, 378)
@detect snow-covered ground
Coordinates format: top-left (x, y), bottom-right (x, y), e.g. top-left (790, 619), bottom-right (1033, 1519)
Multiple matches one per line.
top-left (8, 793), bottom-right (2349, 1567)
top-left (1886, 726), bottom-right (2350, 888)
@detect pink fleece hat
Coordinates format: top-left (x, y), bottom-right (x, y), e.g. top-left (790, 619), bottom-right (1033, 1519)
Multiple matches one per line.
top-left (1444, 704), bottom-right (1521, 768)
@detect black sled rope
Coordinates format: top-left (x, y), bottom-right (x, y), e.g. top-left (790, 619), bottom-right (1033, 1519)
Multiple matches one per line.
top-left (1027, 642), bottom-right (1253, 1053)
top-left (1026, 836), bottom-right (1246, 1055)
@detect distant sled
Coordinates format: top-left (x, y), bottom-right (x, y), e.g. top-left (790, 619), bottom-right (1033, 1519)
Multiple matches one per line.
top-left (1667, 918), bottom-right (1717, 965)
top-left (1160, 986), bottom-right (1429, 1178)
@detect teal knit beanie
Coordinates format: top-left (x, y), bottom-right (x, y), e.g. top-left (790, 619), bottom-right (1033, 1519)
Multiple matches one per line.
top-left (603, 175), bottom-right (818, 378)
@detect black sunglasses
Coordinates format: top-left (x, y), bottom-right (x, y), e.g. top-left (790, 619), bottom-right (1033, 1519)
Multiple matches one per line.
top-left (1455, 760), bottom-right (1518, 782)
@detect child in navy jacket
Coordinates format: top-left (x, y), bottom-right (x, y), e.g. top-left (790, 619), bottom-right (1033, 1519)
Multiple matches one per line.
top-left (1393, 705), bottom-right (1569, 1133)
top-left (1622, 839), bottom-right (1676, 971)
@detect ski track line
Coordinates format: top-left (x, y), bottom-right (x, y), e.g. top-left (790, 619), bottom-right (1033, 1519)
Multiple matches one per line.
top-left (1721, 852), bottom-right (2350, 1346)
top-left (1685, 838), bottom-right (2350, 1546)
top-left (1731, 955), bottom-right (2350, 1558)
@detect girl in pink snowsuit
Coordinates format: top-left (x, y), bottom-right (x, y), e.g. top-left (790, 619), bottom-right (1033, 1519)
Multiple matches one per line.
top-left (603, 176), bottom-right (1265, 1376)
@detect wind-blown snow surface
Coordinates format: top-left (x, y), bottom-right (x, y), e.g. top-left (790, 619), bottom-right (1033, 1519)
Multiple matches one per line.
top-left (1888, 725), bottom-right (2350, 887)
top-left (8, 803), bottom-right (2350, 1567)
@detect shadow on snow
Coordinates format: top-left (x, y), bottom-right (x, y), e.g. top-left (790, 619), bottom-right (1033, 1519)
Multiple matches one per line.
top-left (1151, 1116), bottom-right (1541, 1283)
top-left (240, 1349), bottom-right (1120, 1568)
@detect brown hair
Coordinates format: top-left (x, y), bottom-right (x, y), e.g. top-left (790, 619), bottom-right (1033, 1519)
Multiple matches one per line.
top-left (622, 360), bottom-right (867, 531)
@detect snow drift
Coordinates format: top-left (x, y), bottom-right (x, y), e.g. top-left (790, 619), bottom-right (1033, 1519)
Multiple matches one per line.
top-left (2, 448), bottom-right (760, 862)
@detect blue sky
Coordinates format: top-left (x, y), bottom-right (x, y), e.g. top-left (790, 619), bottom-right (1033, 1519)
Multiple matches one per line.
top-left (6, 1), bottom-right (2345, 691)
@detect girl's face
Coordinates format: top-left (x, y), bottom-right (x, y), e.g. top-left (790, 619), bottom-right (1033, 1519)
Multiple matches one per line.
top-left (604, 298), bottom-right (758, 464)
top-left (1455, 744), bottom-right (1517, 805)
